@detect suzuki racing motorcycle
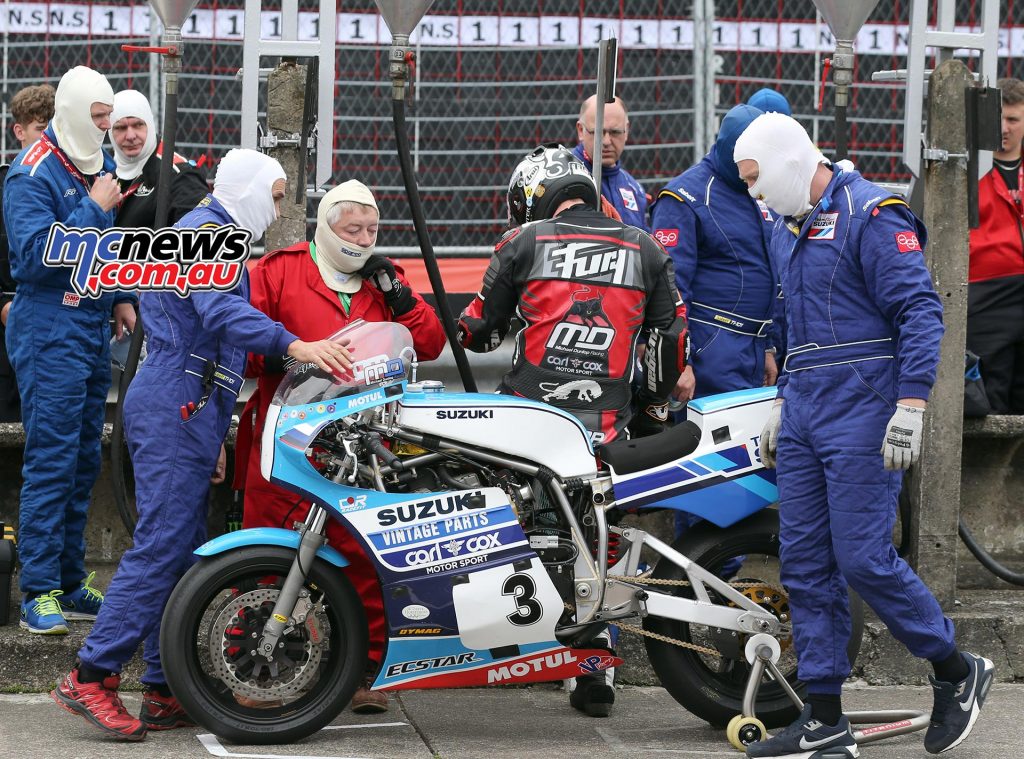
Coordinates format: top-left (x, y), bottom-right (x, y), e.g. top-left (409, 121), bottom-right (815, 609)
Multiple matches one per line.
top-left (161, 319), bottom-right (862, 745)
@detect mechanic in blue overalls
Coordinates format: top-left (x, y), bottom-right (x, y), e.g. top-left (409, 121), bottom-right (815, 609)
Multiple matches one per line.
top-left (4, 66), bottom-right (134, 635)
top-left (651, 104), bottom-right (779, 540)
top-left (735, 113), bottom-right (993, 758)
top-left (53, 149), bottom-right (354, 742)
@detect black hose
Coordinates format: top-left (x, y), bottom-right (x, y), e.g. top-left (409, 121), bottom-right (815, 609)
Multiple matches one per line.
top-left (390, 97), bottom-right (477, 392)
top-left (959, 517), bottom-right (1024, 586)
top-left (897, 481), bottom-right (1024, 585)
top-left (112, 86), bottom-right (178, 534)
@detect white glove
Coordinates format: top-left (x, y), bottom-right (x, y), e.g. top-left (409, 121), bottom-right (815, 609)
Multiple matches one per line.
top-left (759, 400), bottom-right (783, 469)
top-left (881, 403), bottom-right (925, 471)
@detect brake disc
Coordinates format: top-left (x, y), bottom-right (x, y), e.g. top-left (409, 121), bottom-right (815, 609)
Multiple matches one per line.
top-left (207, 588), bottom-right (325, 700)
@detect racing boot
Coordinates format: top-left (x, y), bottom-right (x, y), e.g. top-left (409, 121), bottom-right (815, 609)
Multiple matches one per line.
top-left (745, 704), bottom-right (858, 758)
top-left (924, 652), bottom-right (995, 754)
top-left (569, 670), bottom-right (615, 718)
top-left (140, 685), bottom-right (195, 730)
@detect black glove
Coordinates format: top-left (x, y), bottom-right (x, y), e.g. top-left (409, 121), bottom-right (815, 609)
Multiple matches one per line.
top-left (264, 354), bottom-right (297, 374)
top-left (628, 401), bottom-right (669, 439)
top-left (361, 254), bottom-right (415, 316)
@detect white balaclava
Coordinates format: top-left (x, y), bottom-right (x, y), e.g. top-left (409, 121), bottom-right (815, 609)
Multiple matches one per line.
top-left (212, 148), bottom-right (286, 240)
top-left (733, 112), bottom-right (828, 218)
top-left (109, 90), bottom-right (158, 181)
top-left (312, 180), bottom-right (379, 293)
top-left (51, 66), bottom-right (114, 175)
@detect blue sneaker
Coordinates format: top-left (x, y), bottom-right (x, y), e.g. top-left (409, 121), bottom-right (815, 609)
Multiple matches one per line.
top-left (59, 571), bottom-right (104, 620)
top-left (21, 590), bottom-right (69, 635)
top-left (924, 652), bottom-right (995, 754)
top-left (746, 704), bottom-right (859, 758)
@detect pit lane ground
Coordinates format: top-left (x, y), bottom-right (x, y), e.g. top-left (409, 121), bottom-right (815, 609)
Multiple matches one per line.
top-left (1, 683), bottom-right (1020, 759)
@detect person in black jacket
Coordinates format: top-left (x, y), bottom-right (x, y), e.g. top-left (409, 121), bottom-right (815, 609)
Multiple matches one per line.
top-left (459, 144), bottom-right (688, 446)
top-left (109, 90), bottom-right (207, 228)
top-left (458, 146), bottom-right (689, 719)
top-left (1, 83), bottom-right (55, 422)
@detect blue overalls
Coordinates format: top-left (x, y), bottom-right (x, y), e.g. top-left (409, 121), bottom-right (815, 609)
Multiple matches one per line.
top-left (651, 105), bottom-right (776, 399)
top-left (3, 129), bottom-right (133, 595)
top-left (571, 143), bottom-right (650, 231)
top-left (772, 167), bottom-right (955, 694)
top-left (78, 196), bottom-right (298, 686)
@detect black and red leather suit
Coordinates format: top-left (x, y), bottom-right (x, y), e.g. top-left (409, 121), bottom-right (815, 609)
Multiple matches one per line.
top-left (458, 204), bottom-right (688, 444)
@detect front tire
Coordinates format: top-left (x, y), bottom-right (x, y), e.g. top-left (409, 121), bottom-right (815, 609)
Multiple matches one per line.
top-left (643, 509), bottom-right (864, 728)
top-left (161, 546), bottom-right (369, 744)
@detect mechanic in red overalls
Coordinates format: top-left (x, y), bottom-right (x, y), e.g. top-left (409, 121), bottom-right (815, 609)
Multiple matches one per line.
top-left (236, 179), bottom-right (446, 712)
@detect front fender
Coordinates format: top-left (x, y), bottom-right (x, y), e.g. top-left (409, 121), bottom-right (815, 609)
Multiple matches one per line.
top-left (195, 527), bottom-right (349, 568)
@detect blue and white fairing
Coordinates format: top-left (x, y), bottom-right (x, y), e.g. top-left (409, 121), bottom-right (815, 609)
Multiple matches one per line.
top-left (255, 320), bottom-right (604, 691)
top-left (610, 386), bottom-right (779, 527)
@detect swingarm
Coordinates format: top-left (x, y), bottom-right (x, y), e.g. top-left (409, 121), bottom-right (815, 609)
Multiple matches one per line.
top-left (602, 526), bottom-right (783, 637)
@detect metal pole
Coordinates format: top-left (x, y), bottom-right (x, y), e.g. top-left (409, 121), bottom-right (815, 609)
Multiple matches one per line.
top-left (592, 37), bottom-right (616, 207)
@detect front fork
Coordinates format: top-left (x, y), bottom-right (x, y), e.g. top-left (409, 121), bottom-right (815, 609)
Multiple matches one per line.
top-left (255, 504), bottom-right (329, 659)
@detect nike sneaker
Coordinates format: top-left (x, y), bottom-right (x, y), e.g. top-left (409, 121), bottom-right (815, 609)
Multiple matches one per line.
top-left (746, 704), bottom-right (859, 758)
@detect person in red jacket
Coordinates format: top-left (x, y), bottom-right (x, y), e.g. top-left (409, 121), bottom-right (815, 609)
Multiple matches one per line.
top-left (236, 179), bottom-right (446, 712)
top-left (968, 77), bottom-right (1024, 413)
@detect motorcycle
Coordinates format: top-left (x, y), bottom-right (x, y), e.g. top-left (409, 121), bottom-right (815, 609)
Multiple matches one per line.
top-left (161, 319), bottom-right (862, 744)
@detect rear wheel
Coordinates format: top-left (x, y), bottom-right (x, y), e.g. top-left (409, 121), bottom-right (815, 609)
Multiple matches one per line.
top-left (643, 509), bottom-right (864, 728)
top-left (161, 546), bottom-right (368, 744)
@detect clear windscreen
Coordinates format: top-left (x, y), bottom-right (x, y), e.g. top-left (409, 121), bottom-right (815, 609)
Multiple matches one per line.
top-left (271, 319), bottom-right (416, 408)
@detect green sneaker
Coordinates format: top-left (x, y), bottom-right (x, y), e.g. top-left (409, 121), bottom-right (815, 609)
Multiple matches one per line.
top-left (60, 571), bottom-right (105, 620)
top-left (21, 590), bottom-right (69, 634)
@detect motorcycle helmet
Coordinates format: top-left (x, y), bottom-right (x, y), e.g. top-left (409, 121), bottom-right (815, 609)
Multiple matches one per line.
top-left (507, 143), bottom-right (599, 225)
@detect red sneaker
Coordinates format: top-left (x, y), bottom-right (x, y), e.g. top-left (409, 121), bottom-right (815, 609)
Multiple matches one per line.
top-left (51, 669), bottom-right (147, 741)
top-left (140, 689), bottom-right (195, 730)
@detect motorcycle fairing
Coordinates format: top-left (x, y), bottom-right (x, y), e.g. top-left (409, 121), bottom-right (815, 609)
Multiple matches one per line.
top-left (374, 636), bottom-right (622, 691)
top-left (397, 389), bottom-right (599, 479)
top-left (609, 386), bottom-right (779, 526)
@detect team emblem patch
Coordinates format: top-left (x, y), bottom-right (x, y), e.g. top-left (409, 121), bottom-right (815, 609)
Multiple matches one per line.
top-left (808, 212), bottom-right (839, 240)
top-left (618, 187), bottom-right (639, 212)
top-left (654, 228), bottom-right (679, 247)
top-left (756, 199), bottom-right (774, 222)
top-left (894, 230), bottom-right (922, 253)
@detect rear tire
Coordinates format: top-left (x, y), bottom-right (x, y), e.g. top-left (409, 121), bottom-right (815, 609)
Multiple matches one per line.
top-left (643, 509), bottom-right (864, 728)
top-left (161, 546), bottom-right (368, 744)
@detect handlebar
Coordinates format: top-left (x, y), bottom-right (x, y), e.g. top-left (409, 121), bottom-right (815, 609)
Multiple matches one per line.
top-left (363, 431), bottom-right (404, 471)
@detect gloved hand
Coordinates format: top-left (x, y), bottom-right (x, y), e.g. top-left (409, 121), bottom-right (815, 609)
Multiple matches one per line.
top-left (881, 403), bottom-right (925, 471)
top-left (361, 254), bottom-right (415, 316)
top-left (759, 400), bottom-right (783, 469)
top-left (629, 402), bottom-right (669, 439)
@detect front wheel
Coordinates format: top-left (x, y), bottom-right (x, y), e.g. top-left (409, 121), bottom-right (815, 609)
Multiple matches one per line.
top-left (161, 546), bottom-right (369, 744)
top-left (643, 509), bottom-right (864, 728)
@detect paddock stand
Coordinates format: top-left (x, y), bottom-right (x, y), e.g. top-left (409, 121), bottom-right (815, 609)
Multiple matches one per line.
top-left (724, 633), bottom-right (930, 752)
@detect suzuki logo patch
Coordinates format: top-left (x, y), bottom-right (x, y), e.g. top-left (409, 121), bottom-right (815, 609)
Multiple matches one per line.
top-left (756, 199), bottom-right (774, 222)
top-left (618, 187), bottom-right (639, 212)
top-left (895, 231), bottom-right (922, 253)
top-left (654, 228), bottom-right (679, 247)
top-left (808, 212), bottom-right (839, 240)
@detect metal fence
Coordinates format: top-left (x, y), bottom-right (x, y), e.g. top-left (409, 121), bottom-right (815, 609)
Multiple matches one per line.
top-left (1, 0), bottom-right (1021, 249)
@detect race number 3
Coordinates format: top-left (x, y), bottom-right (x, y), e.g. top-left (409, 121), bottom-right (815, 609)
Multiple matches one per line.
top-left (502, 573), bottom-right (542, 626)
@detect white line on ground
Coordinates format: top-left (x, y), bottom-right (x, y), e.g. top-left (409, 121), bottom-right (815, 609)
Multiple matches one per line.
top-left (197, 723), bottom-right (409, 759)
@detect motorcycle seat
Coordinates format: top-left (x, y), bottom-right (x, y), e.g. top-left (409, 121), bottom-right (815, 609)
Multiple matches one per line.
top-left (599, 420), bottom-right (702, 475)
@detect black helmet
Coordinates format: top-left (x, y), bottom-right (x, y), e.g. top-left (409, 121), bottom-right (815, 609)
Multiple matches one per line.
top-left (506, 144), bottom-right (598, 225)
